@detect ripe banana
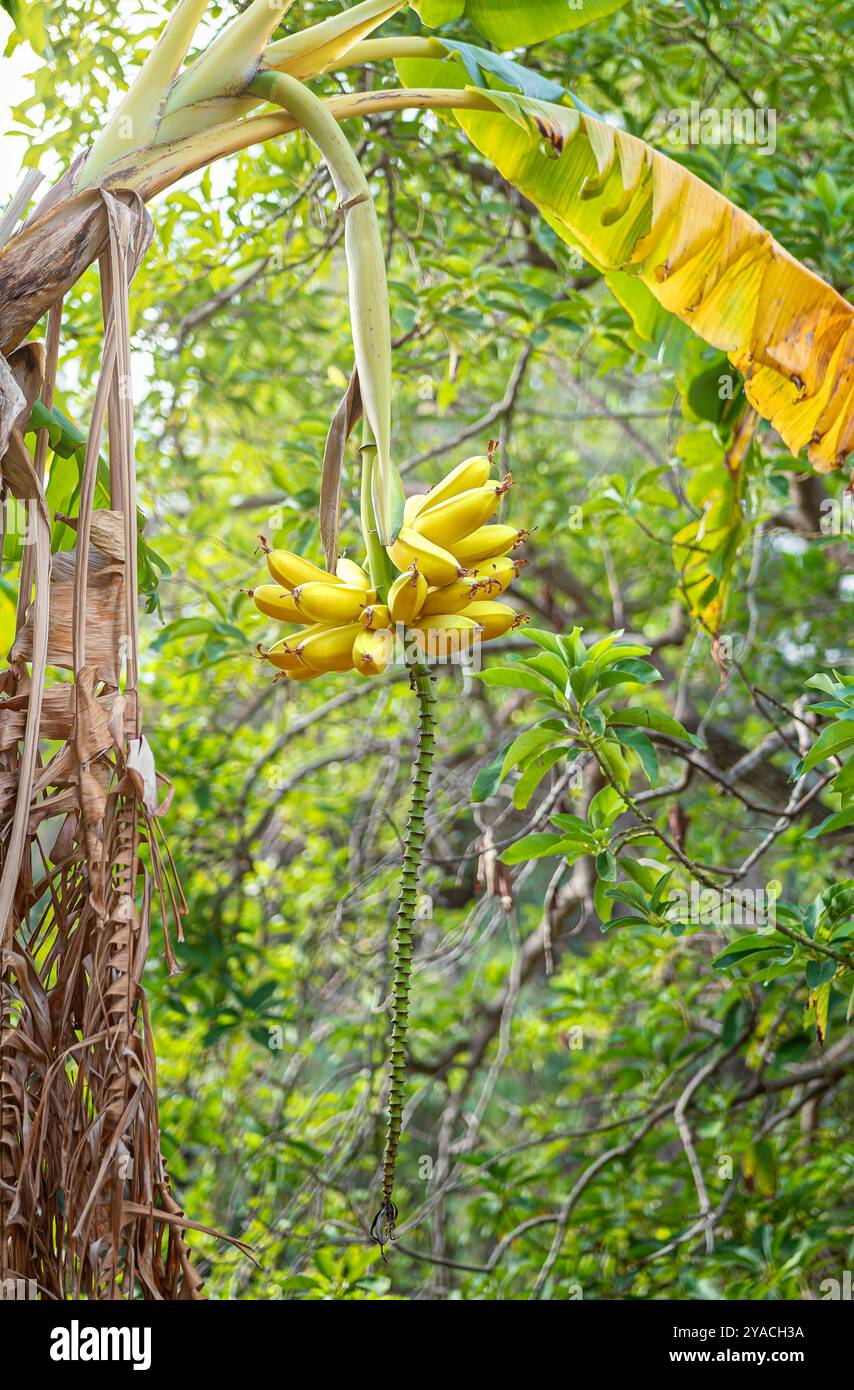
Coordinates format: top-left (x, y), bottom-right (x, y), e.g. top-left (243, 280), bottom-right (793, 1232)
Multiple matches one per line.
top-left (282, 664), bottom-right (321, 682)
top-left (387, 528), bottom-right (466, 588)
top-left (403, 494), bottom-right (424, 527)
top-left (388, 566), bottom-right (428, 623)
top-left (410, 612), bottom-right (483, 657)
top-left (419, 577), bottom-right (484, 617)
top-left (412, 475), bottom-right (512, 547)
top-left (249, 585), bottom-right (306, 623)
top-left (414, 613), bottom-right (483, 632)
top-left (263, 634), bottom-right (312, 671)
top-left (293, 581), bottom-right (367, 624)
top-left (262, 540), bottom-right (343, 591)
top-left (296, 622), bottom-right (363, 673)
top-left (450, 525), bottom-right (528, 566)
top-left (408, 453), bottom-right (494, 521)
top-left (468, 555), bottom-right (525, 597)
top-left (336, 556), bottom-right (371, 588)
top-left (353, 628), bottom-right (392, 677)
top-left (360, 603), bottom-right (392, 630)
top-left (460, 600), bottom-right (525, 640)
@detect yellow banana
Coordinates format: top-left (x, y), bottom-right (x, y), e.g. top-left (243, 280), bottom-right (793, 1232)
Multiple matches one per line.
top-left (261, 539), bottom-right (343, 590)
top-left (360, 603), bottom-right (392, 630)
top-left (249, 585), bottom-right (306, 623)
top-left (282, 664), bottom-right (321, 682)
top-left (388, 566), bottom-right (428, 623)
top-left (409, 453), bottom-right (494, 521)
top-left (352, 627), bottom-right (392, 676)
top-left (336, 555), bottom-right (372, 588)
top-left (387, 528), bottom-right (465, 588)
top-left (413, 613), bottom-right (482, 632)
top-left (468, 555), bottom-right (525, 597)
top-left (403, 494), bottom-right (424, 527)
top-left (409, 613), bottom-right (483, 657)
top-left (413, 475), bottom-right (512, 546)
top-left (293, 580), bottom-right (367, 624)
top-left (419, 577), bottom-right (484, 617)
top-left (450, 525), bottom-right (529, 566)
top-left (296, 622), bottom-right (363, 672)
top-left (262, 633), bottom-right (314, 670)
top-left (460, 600), bottom-right (526, 640)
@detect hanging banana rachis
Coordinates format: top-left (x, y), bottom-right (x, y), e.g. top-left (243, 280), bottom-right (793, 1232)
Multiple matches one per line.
top-left (2, 0), bottom-right (853, 1287)
top-left (252, 445), bottom-right (528, 1238)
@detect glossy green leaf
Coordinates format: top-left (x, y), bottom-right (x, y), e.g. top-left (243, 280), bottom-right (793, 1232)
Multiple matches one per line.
top-left (414, 0), bottom-right (630, 47)
top-left (608, 707), bottom-right (704, 748)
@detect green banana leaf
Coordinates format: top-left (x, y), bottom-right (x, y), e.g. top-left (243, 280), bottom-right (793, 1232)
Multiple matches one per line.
top-left (411, 0), bottom-right (630, 46)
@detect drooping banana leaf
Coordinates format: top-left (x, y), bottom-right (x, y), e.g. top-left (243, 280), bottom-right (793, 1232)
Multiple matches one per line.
top-left (411, 0), bottom-right (630, 47)
top-left (671, 423), bottom-right (750, 633)
top-left (440, 90), bottom-right (853, 473)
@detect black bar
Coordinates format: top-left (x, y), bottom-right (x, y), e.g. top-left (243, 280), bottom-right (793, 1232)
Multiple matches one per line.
top-left (2, 1292), bottom-right (847, 1376)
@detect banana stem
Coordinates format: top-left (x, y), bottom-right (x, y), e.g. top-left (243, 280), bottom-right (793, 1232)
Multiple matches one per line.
top-left (249, 69), bottom-right (402, 546)
top-left (342, 37), bottom-right (447, 65)
top-left (250, 69), bottom-right (365, 204)
top-left (371, 664), bottom-right (436, 1250)
top-left (360, 420), bottom-right (394, 597)
top-left (92, 90), bottom-right (500, 203)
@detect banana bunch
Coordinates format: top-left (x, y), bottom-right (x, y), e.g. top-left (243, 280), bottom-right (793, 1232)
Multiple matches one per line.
top-left (249, 545), bottom-right (377, 682)
top-left (249, 450), bottom-right (528, 682)
top-left (385, 450), bottom-right (528, 659)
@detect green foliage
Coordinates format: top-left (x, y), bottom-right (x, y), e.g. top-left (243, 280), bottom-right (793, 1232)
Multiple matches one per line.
top-left (413, 0), bottom-right (631, 47)
top-left (480, 628), bottom-right (853, 1042)
top-left (801, 673), bottom-right (854, 836)
top-left (475, 625), bottom-right (695, 818)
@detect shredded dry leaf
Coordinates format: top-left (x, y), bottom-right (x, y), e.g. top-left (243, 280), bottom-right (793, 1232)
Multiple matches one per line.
top-left (0, 193), bottom-right (211, 1299)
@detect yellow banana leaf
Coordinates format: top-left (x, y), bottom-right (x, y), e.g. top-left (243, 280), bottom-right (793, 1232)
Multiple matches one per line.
top-left (672, 464), bottom-right (744, 633)
top-left (412, 0), bottom-right (630, 46)
top-left (452, 91), bottom-right (854, 473)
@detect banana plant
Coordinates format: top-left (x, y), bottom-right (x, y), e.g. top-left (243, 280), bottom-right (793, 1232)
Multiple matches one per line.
top-left (1, 0), bottom-right (853, 1291)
